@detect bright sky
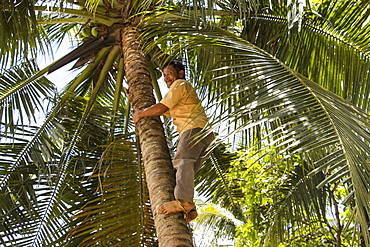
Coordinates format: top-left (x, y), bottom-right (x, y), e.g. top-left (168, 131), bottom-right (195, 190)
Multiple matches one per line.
top-left (38, 39), bottom-right (80, 92)
top-left (40, 38), bottom-right (169, 95)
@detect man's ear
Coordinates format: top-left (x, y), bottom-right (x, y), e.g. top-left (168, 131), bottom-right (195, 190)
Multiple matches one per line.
top-left (179, 70), bottom-right (185, 79)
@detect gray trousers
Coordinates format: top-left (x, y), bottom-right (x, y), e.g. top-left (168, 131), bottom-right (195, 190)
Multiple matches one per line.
top-left (173, 128), bottom-right (215, 203)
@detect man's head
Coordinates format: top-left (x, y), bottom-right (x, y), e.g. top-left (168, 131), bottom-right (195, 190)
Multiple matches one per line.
top-left (163, 60), bottom-right (186, 88)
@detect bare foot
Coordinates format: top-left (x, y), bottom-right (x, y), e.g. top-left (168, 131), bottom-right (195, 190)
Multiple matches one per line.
top-left (186, 210), bottom-right (198, 223)
top-left (159, 200), bottom-right (194, 215)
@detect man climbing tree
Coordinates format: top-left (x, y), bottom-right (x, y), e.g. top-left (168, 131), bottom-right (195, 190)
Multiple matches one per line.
top-left (133, 60), bottom-right (215, 222)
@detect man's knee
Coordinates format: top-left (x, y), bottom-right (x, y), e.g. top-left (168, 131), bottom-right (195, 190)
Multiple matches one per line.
top-left (173, 158), bottom-right (197, 170)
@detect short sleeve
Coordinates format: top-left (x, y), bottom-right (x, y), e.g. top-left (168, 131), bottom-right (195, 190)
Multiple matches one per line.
top-left (160, 83), bottom-right (186, 109)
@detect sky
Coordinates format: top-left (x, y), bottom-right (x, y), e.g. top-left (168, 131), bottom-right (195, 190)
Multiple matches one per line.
top-left (40, 38), bottom-right (169, 95)
top-left (38, 39), bottom-right (79, 92)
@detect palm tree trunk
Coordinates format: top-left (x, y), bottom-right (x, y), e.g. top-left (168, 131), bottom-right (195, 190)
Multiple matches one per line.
top-left (121, 25), bottom-right (193, 247)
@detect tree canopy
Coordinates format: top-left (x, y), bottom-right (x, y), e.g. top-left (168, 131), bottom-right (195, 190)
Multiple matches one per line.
top-left (0, 0), bottom-right (369, 246)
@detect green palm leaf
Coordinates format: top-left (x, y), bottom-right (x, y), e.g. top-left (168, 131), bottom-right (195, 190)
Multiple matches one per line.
top-left (0, 60), bottom-right (56, 131)
top-left (0, 0), bottom-right (45, 67)
top-left (241, 0), bottom-right (370, 110)
top-left (144, 11), bottom-right (370, 244)
top-left (66, 139), bottom-right (156, 246)
top-left (1, 0), bottom-right (369, 245)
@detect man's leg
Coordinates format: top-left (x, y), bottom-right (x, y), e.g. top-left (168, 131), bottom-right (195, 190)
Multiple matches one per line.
top-left (193, 132), bottom-right (215, 174)
top-left (186, 132), bottom-right (214, 223)
top-left (159, 129), bottom-right (214, 220)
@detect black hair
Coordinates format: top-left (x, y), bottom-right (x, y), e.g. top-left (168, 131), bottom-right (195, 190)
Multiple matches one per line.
top-left (163, 60), bottom-right (186, 78)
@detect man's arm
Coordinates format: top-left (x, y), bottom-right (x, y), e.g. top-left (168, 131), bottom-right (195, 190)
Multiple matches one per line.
top-left (133, 103), bottom-right (169, 124)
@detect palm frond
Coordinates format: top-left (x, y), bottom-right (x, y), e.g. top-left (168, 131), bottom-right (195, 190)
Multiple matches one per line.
top-left (0, 0), bottom-right (46, 67)
top-left (38, 14), bottom-right (81, 51)
top-left (0, 59), bottom-right (56, 133)
top-left (196, 144), bottom-right (245, 221)
top-left (193, 204), bottom-right (236, 247)
top-left (205, 37), bottom-right (370, 243)
top-left (1, 93), bottom-right (133, 246)
top-left (241, 0), bottom-right (370, 110)
top-left (66, 139), bottom-right (156, 246)
top-left (144, 11), bottom-right (370, 244)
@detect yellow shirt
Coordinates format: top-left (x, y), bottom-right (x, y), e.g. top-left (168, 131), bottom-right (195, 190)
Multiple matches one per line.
top-left (160, 79), bottom-right (209, 136)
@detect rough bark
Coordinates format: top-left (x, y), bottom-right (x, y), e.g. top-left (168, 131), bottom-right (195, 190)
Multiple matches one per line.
top-left (121, 25), bottom-right (193, 247)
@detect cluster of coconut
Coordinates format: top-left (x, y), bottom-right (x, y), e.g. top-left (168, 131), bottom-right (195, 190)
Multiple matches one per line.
top-left (79, 25), bottom-right (100, 40)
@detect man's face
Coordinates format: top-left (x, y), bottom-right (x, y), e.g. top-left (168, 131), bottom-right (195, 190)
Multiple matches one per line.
top-left (163, 65), bottom-right (184, 88)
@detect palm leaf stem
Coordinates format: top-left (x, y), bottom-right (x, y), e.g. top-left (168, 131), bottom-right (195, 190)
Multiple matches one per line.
top-left (0, 67), bottom-right (49, 103)
top-left (37, 18), bottom-right (88, 24)
top-left (124, 100), bottom-right (131, 136)
top-left (149, 65), bottom-right (162, 101)
top-left (111, 57), bottom-right (125, 139)
top-left (66, 0), bottom-right (120, 15)
top-left (112, 57), bottom-right (125, 114)
top-left (56, 44), bottom-right (118, 187)
top-left (33, 6), bottom-right (117, 26)
top-left (77, 45), bottom-right (120, 131)
top-left (61, 46), bottom-right (112, 94)
top-left (0, 111), bottom-right (68, 246)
